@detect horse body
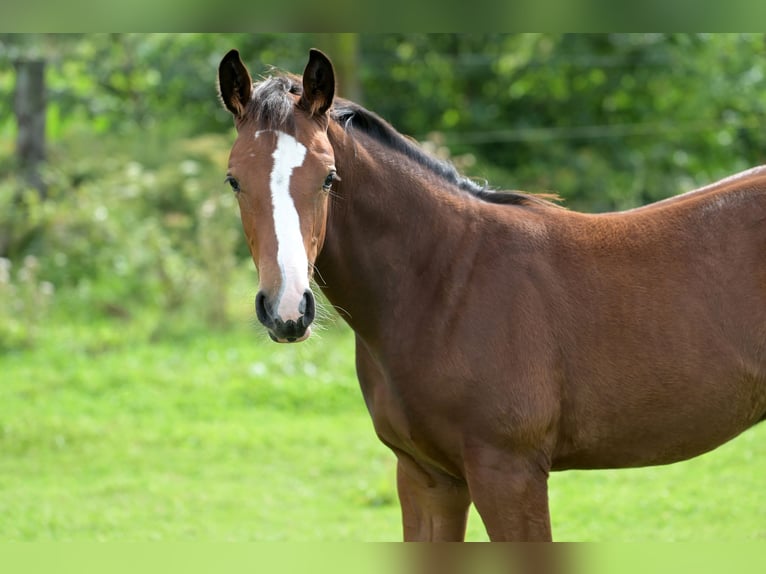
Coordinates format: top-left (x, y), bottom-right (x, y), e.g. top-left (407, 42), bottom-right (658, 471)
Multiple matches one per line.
top-left (321, 118), bottom-right (766, 468)
top-left (218, 48), bottom-right (766, 541)
top-left (552, 205), bottom-right (766, 469)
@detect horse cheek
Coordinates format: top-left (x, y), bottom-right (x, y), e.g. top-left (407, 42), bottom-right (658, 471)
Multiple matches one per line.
top-left (309, 198), bottom-right (330, 264)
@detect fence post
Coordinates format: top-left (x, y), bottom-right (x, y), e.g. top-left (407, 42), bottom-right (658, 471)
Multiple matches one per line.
top-left (14, 57), bottom-right (46, 198)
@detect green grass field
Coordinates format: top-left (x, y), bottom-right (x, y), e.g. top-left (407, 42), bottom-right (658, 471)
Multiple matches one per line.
top-left (2, 298), bottom-right (765, 542)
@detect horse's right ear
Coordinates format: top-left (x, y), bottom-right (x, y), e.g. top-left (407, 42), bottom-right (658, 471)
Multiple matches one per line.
top-left (218, 49), bottom-right (253, 119)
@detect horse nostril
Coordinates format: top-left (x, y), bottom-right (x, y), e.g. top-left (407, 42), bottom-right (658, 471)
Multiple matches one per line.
top-left (257, 290), bottom-right (314, 340)
top-left (300, 290), bottom-right (315, 327)
top-left (255, 291), bottom-right (272, 326)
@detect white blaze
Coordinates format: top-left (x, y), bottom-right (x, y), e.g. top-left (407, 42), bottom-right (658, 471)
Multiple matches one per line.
top-left (268, 131), bottom-right (309, 319)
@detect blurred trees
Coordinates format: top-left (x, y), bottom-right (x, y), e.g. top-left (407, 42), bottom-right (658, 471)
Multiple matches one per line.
top-left (358, 34), bottom-right (766, 210)
top-left (4, 34), bottom-right (766, 210)
top-left (2, 34), bottom-right (766, 338)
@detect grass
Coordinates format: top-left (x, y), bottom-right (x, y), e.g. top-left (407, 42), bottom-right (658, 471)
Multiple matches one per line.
top-left (2, 296), bottom-right (765, 541)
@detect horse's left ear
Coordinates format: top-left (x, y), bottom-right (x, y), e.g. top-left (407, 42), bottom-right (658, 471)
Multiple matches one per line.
top-left (299, 49), bottom-right (335, 117)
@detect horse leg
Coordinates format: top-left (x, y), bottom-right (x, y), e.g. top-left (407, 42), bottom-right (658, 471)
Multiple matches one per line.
top-left (396, 455), bottom-right (471, 541)
top-left (464, 447), bottom-right (552, 541)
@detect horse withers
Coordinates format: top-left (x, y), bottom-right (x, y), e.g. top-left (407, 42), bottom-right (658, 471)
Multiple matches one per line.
top-left (218, 48), bottom-right (766, 541)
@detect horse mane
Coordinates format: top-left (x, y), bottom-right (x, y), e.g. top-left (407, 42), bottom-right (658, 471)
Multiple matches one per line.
top-left (248, 73), bottom-right (559, 208)
top-left (330, 100), bottom-right (561, 208)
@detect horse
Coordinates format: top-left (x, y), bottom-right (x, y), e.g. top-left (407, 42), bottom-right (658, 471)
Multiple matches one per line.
top-left (217, 48), bottom-right (766, 541)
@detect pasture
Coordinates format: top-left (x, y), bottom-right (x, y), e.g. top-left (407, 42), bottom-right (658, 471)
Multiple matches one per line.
top-left (1, 271), bottom-right (764, 541)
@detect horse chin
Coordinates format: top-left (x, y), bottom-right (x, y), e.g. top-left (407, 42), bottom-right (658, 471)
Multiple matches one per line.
top-left (268, 326), bottom-right (311, 344)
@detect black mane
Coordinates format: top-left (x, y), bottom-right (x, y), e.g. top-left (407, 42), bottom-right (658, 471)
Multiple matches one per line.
top-left (249, 74), bottom-right (556, 208)
top-left (331, 102), bottom-right (487, 196)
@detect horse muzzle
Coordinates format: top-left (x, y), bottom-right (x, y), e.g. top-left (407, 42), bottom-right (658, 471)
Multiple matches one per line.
top-left (255, 289), bottom-right (315, 343)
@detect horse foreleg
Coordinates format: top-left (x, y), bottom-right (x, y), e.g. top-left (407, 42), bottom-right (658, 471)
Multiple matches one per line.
top-left (464, 447), bottom-right (552, 542)
top-left (396, 456), bottom-right (471, 542)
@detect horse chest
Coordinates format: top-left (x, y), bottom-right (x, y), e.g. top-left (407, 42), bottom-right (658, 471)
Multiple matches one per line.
top-left (356, 346), bottom-right (467, 478)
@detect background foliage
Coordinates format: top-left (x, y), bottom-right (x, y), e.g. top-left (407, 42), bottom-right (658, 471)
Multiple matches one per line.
top-left (1, 34), bottom-right (765, 541)
top-left (4, 33), bottom-right (766, 318)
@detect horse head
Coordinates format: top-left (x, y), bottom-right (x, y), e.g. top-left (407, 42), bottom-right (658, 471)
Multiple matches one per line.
top-left (218, 49), bottom-right (338, 343)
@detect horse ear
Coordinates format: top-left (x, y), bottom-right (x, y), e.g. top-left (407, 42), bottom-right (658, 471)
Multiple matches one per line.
top-left (218, 49), bottom-right (253, 119)
top-left (299, 49), bottom-right (335, 117)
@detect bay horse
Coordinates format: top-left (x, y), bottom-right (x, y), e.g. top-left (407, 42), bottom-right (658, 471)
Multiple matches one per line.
top-left (217, 48), bottom-right (766, 541)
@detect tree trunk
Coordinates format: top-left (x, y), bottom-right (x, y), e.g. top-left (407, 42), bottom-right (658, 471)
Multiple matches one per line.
top-left (14, 57), bottom-right (46, 198)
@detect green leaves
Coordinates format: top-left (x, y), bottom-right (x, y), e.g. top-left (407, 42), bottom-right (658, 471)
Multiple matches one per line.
top-left (359, 34), bottom-right (766, 210)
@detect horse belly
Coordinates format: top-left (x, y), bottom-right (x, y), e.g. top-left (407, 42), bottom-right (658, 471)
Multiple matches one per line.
top-left (550, 245), bottom-right (766, 470)
top-left (552, 369), bottom-right (766, 470)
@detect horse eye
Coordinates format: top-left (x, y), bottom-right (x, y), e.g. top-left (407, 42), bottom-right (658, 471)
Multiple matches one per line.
top-left (225, 175), bottom-right (240, 193)
top-left (323, 170), bottom-right (339, 191)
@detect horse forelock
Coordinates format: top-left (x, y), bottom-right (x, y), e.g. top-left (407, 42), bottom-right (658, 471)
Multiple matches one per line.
top-left (245, 74), bottom-right (302, 131)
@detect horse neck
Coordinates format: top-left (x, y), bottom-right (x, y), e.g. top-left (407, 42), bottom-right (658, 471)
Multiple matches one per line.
top-left (316, 126), bottom-right (477, 346)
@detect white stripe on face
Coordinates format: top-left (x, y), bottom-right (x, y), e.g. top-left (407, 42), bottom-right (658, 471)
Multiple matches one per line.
top-left (268, 131), bottom-right (309, 320)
